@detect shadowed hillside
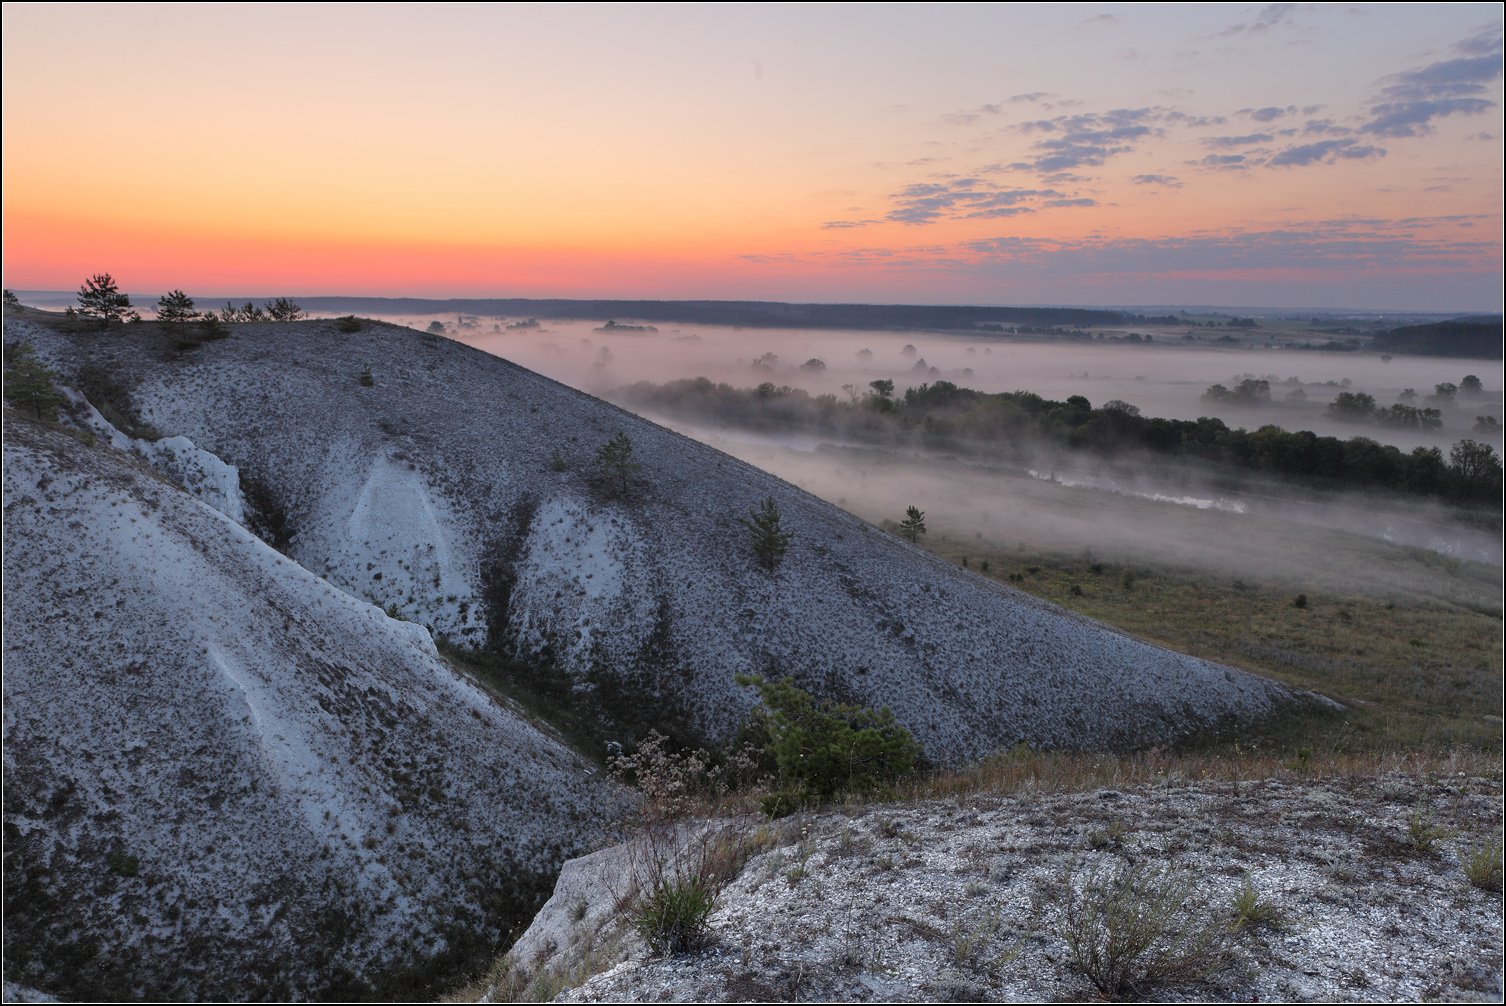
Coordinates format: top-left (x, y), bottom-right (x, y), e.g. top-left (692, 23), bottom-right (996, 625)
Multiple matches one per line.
top-left (1, 414), bottom-right (616, 1000)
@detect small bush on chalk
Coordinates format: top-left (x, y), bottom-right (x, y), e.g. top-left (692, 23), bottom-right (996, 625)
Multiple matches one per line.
top-left (1462, 836), bottom-right (1503, 891)
top-left (1059, 859), bottom-right (1231, 998)
top-left (634, 877), bottom-right (716, 955)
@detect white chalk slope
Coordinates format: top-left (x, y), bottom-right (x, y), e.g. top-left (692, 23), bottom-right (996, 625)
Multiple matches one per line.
top-left (15, 317), bottom-right (1297, 760)
top-left (1, 415), bottom-right (613, 1000)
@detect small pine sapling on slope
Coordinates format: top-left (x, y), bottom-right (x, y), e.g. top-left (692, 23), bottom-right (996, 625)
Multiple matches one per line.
top-left (593, 431), bottom-right (642, 499)
top-left (2, 343), bottom-right (66, 420)
top-left (741, 496), bottom-right (792, 573)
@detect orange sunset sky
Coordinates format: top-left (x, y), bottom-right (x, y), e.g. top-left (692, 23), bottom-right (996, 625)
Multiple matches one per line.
top-left (3, 3), bottom-right (1502, 309)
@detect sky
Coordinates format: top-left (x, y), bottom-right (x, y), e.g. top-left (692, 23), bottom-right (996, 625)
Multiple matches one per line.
top-left (2, 3), bottom-right (1502, 310)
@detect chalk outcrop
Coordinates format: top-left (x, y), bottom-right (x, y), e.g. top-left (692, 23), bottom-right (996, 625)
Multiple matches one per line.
top-left (1, 416), bottom-right (615, 999)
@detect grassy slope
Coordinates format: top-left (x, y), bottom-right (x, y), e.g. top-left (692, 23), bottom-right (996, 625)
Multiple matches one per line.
top-left (922, 532), bottom-right (1502, 753)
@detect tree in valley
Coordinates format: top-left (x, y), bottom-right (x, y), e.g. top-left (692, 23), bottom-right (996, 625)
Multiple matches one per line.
top-left (741, 496), bottom-right (792, 573)
top-left (1448, 439), bottom-right (1503, 501)
top-left (76, 273), bottom-right (131, 325)
top-left (1327, 391), bottom-right (1377, 420)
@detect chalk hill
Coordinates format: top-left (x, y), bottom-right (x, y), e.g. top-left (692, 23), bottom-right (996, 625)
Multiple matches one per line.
top-left (1, 415), bottom-right (613, 999)
top-left (14, 316), bottom-right (1298, 762)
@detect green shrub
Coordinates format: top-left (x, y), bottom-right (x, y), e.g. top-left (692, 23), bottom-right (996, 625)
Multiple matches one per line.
top-left (1462, 837), bottom-right (1503, 891)
top-left (106, 849), bottom-right (140, 877)
top-left (737, 675), bottom-right (919, 811)
top-left (1230, 873), bottom-right (1282, 932)
top-left (1059, 859), bottom-right (1231, 999)
top-left (336, 315), bottom-right (362, 333)
top-left (359, 365), bottom-right (374, 387)
top-left (634, 877), bottom-right (716, 955)
top-left (1293, 594), bottom-right (1308, 608)
top-left (2, 342), bottom-right (65, 420)
top-left (1407, 808), bottom-right (1452, 853)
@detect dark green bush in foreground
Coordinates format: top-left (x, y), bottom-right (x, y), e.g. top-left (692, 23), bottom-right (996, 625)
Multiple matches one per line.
top-left (634, 877), bottom-right (717, 955)
top-left (737, 675), bottom-right (919, 814)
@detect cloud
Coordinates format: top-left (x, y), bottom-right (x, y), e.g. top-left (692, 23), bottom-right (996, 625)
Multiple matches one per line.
top-left (1379, 55), bottom-right (1504, 101)
top-left (951, 216), bottom-right (1501, 276)
top-left (1360, 48), bottom-right (1504, 136)
top-left (1010, 107), bottom-right (1167, 172)
top-left (745, 218), bottom-right (1500, 304)
top-left (1201, 132), bottom-right (1274, 148)
top-left (1267, 138), bottom-right (1386, 167)
top-left (1362, 96), bottom-right (1496, 137)
top-left (874, 175), bottom-right (1109, 226)
top-left (1453, 25), bottom-right (1503, 56)
top-left (1219, 3), bottom-right (1298, 37)
top-left (885, 180), bottom-right (1061, 224)
top-left (1189, 153), bottom-right (1249, 171)
top-left (941, 102), bottom-right (1004, 126)
top-left (1079, 13), bottom-right (1117, 28)
top-left (1240, 105), bottom-right (1296, 122)
top-left (821, 220), bottom-right (880, 230)
top-left (1130, 174), bottom-right (1184, 188)
top-left (1301, 119), bottom-right (1351, 136)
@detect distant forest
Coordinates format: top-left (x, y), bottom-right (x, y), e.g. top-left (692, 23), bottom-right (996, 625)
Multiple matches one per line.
top-left (617, 377), bottom-right (1504, 511)
top-left (1371, 318), bottom-right (1503, 359)
top-left (298, 297), bottom-right (1135, 330)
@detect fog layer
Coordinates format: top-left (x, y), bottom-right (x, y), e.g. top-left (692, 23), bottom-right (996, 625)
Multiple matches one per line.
top-left (368, 312), bottom-right (1500, 601)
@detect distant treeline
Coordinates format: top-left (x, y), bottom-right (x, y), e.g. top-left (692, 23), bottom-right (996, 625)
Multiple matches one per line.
top-left (1371, 318), bottom-right (1503, 359)
top-left (295, 296), bottom-right (1129, 331)
top-left (617, 377), bottom-right (1503, 509)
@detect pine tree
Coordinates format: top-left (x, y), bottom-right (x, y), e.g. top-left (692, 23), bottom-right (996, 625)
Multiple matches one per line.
top-left (741, 496), bottom-right (792, 573)
top-left (76, 273), bottom-right (131, 325)
top-left (156, 289), bottom-right (198, 324)
top-left (593, 431), bottom-right (642, 499)
top-left (3, 343), bottom-right (65, 420)
top-left (265, 297), bottom-right (306, 322)
top-left (899, 505), bottom-right (927, 543)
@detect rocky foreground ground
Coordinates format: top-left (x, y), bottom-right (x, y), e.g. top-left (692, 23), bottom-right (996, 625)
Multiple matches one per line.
top-left (483, 770), bottom-right (1503, 1003)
